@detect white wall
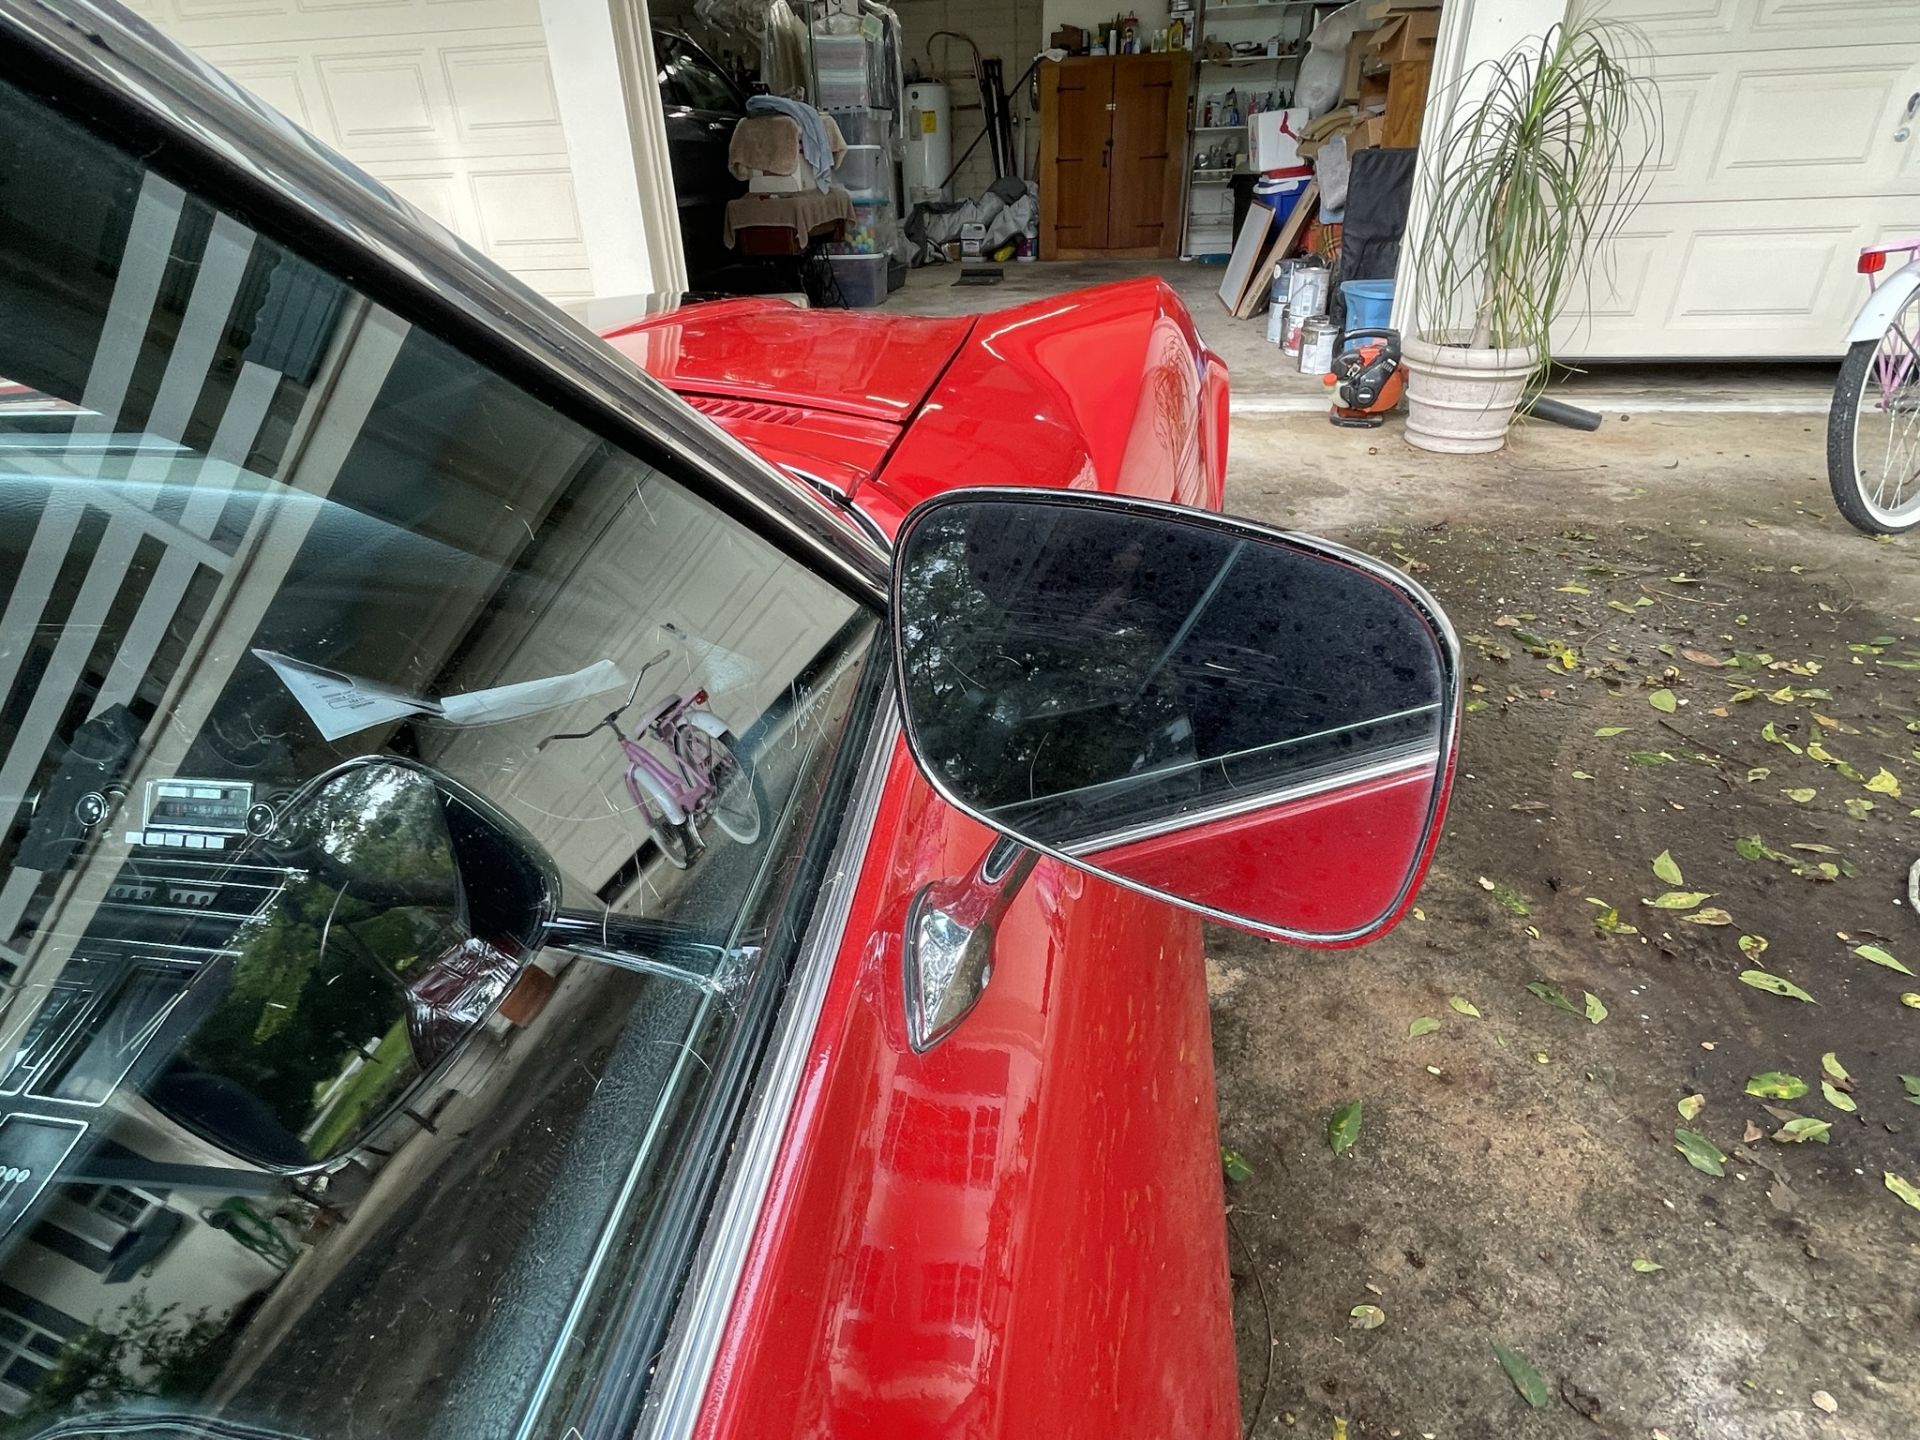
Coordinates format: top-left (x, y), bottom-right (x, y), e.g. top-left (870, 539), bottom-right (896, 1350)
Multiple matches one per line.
top-left (538, 0), bottom-right (688, 298)
top-left (1392, 0), bottom-right (1571, 334)
top-left (895, 0), bottom-right (1046, 199)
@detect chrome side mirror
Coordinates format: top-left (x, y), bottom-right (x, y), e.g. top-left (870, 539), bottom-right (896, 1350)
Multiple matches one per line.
top-left (890, 490), bottom-right (1459, 944)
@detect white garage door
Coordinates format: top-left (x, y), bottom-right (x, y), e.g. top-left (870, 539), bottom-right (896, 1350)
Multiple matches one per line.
top-left (127, 0), bottom-right (593, 305)
top-left (1562, 0), bottom-right (1920, 360)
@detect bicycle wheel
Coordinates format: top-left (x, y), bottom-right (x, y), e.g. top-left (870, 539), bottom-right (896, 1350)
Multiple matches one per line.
top-left (650, 816), bottom-right (695, 869)
top-left (704, 730), bottom-right (765, 846)
top-left (1828, 287), bottom-right (1920, 534)
top-left (627, 765), bottom-right (695, 869)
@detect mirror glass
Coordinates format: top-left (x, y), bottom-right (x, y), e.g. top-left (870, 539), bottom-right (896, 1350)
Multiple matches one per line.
top-left (894, 494), bottom-right (1456, 940)
top-left (136, 760), bottom-right (552, 1169)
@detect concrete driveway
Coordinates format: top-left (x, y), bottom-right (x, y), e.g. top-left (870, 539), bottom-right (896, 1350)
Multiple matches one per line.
top-left (1212, 407), bottom-right (1919, 1439)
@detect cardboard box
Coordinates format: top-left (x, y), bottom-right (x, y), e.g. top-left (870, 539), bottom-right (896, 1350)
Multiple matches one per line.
top-left (1367, 10), bottom-right (1440, 65)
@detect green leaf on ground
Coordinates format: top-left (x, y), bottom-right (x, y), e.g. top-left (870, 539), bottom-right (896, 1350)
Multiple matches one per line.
top-left (1677, 1093), bottom-right (1705, 1121)
top-left (1492, 1342), bottom-right (1550, 1408)
top-left (1822, 1052), bottom-right (1851, 1084)
top-left (1592, 905), bottom-right (1636, 936)
top-left (1644, 891), bottom-right (1713, 909)
top-left (1739, 934), bottom-right (1769, 958)
top-left (1900, 1075), bottom-right (1920, 1107)
top-left (1775, 1116), bottom-right (1832, 1144)
top-left (1631, 1258), bottom-right (1664, 1274)
top-left (1867, 767), bottom-right (1903, 797)
top-left (1328, 1101), bottom-right (1362, 1155)
top-left (1594, 726), bottom-right (1627, 737)
top-left (1856, 944), bottom-right (1914, 976)
top-left (1348, 1304), bottom-right (1385, 1330)
top-left (1674, 1128), bottom-right (1727, 1176)
top-left (1221, 1148), bottom-right (1253, 1184)
top-left (1844, 797), bottom-right (1876, 821)
top-left (1822, 1080), bottom-right (1858, 1114)
top-left (1583, 992), bottom-right (1608, 1024)
top-left (1408, 1016), bottom-right (1441, 1038)
top-left (1746, 1072), bottom-right (1808, 1100)
top-left (1448, 995), bottom-right (1481, 1018)
top-left (1478, 876), bottom-right (1532, 916)
top-left (1653, 850), bottom-right (1683, 884)
top-left (1783, 788), bottom-right (1817, 802)
top-left (1526, 982), bottom-right (1579, 1015)
top-left (1903, 993), bottom-right (1920, 1009)
top-left (1740, 970), bottom-right (1817, 1002)
top-left (1629, 751), bottom-right (1674, 765)
top-left (1681, 907), bottom-right (1734, 926)
top-left (1887, 1172), bottom-right (1920, 1211)
top-left (1649, 689), bottom-right (1678, 713)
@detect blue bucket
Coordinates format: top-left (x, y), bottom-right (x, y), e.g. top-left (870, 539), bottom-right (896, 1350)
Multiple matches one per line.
top-left (1341, 279), bottom-right (1395, 339)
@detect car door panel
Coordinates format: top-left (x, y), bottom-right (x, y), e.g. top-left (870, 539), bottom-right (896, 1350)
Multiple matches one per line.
top-left (695, 738), bottom-right (1238, 1437)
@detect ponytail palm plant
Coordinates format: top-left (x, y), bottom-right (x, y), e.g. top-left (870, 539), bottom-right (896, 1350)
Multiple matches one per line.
top-left (1402, 7), bottom-right (1661, 451)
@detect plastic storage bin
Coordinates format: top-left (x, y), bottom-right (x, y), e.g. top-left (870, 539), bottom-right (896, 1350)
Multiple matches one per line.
top-left (1341, 279), bottom-right (1396, 340)
top-left (837, 144), bottom-right (886, 195)
top-left (812, 34), bottom-right (872, 110)
top-left (828, 107), bottom-right (892, 147)
top-left (828, 252), bottom-right (888, 308)
top-left (828, 198), bottom-right (897, 256)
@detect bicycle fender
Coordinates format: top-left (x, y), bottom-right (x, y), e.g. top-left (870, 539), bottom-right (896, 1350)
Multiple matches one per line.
top-left (626, 762), bottom-right (687, 826)
top-left (682, 708), bottom-right (730, 740)
top-left (1847, 259), bottom-right (1920, 344)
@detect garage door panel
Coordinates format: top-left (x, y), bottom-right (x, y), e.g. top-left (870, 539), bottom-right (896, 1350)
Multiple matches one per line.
top-left (1716, 63), bottom-right (1908, 179)
top-left (214, 56), bottom-right (326, 136)
top-left (317, 50), bottom-right (445, 144)
top-left (134, 0), bottom-right (546, 43)
top-left (1563, 201), bottom-right (1913, 358)
top-left (441, 42), bottom-right (564, 143)
top-left (1562, 7), bottom-right (1920, 358)
top-left (1607, 0), bottom-right (1920, 52)
top-left (469, 168), bottom-right (584, 251)
top-left (141, 0), bottom-right (586, 304)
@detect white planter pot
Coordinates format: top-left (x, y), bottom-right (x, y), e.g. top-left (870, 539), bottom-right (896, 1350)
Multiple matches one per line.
top-left (1401, 335), bottom-right (1539, 454)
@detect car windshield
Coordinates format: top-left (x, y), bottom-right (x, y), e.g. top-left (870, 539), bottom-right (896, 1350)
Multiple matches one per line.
top-left (0, 71), bottom-right (874, 1440)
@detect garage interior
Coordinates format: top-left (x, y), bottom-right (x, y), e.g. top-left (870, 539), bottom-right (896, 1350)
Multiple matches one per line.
top-left (132, 0), bottom-right (1920, 381)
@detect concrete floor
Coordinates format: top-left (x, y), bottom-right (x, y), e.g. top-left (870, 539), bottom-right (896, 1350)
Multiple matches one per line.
top-left (890, 258), bottom-right (1840, 414)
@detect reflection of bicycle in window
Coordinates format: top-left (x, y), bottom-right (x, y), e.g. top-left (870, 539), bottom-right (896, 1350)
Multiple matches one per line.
top-left (539, 649), bottom-right (764, 869)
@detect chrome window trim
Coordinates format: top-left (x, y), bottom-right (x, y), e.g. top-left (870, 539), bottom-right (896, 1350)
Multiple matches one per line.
top-left (0, 0), bottom-right (889, 606)
top-left (1059, 747), bottom-right (1443, 856)
top-left (635, 706), bottom-right (901, 1438)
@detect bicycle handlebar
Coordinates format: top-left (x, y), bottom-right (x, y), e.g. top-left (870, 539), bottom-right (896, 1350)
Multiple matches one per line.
top-left (536, 648), bottom-right (675, 750)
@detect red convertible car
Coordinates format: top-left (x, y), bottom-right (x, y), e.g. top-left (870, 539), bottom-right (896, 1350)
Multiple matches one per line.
top-left (0, 5), bottom-right (1456, 1440)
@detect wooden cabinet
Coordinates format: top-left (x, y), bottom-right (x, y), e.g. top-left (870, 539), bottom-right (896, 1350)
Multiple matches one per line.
top-left (1038, 55), bottom-right (1190, 259)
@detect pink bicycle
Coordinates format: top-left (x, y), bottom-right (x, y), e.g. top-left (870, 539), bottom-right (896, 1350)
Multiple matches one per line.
top-left (540, 650), bottom-right (764, 868)
top-left (1829, 236), bottom-right (1920, 533)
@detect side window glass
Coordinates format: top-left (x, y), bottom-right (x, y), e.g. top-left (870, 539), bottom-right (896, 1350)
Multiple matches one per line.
top-left (0, 73), bottom-right (873, 1438)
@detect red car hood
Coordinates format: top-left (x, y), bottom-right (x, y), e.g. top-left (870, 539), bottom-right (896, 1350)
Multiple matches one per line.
top-left (602, 282), bottom-right (1228, 537)
top-left (602, 297), bottom-right (970, 423)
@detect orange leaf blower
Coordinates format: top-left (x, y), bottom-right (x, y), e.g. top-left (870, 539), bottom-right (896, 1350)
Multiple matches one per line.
top-left (1325, 327), bottom-right (1404, 428)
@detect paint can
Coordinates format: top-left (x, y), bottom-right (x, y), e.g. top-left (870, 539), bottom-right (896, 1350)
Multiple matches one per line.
top-left (1298, 316), bottom-right (1337, 376)
top-left (1285, 257), bottom-right (1330, 320)
top-left (1281, 309), bottom-right (1303, 358)
top-left (1265, 260), bottom-right (1294, 345)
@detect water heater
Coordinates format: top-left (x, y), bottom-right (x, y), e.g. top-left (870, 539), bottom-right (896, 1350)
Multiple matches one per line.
top-left (903, 81), bottom-right (952, 205)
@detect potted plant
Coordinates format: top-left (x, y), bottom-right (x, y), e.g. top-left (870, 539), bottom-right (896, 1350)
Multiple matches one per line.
top-left (1401, 10), bottom-right (1660, 453)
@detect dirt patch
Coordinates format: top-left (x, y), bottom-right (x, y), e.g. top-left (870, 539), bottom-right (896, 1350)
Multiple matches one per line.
top-left (1212, 414), bottom-right (1920, 1440)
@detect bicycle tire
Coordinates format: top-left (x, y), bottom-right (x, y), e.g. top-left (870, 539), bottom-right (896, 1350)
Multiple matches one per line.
top-left (627, 764), bottom-right (694, 869)
top-left (1828, 308), bottom-right (1920, 533)
top-left (650, 817), bottom-right (694, 869)
top-left (705, 730), bottom-right (765, 846)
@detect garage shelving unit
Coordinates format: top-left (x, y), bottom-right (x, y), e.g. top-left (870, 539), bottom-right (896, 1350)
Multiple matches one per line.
top-left (1178, 0), bottom-right (1344, 260)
